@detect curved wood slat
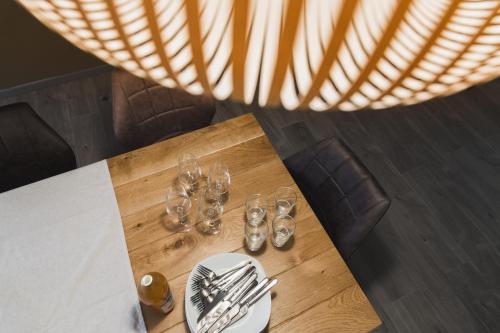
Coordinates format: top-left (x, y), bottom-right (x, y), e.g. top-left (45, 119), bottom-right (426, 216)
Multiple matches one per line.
top-left (18, 0), bottom-right (500, 111)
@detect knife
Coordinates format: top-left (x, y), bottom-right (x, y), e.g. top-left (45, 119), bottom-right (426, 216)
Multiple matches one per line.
top-left (198, 272), bottom-right (258, 333)
top-left (207, 278), bottom-right (278, 333)
top-left (207, 261), bottom-right (253, 290)
top-left (215, 260), bottom-right (252, 282)
top-left (198, 272), bottom-right (257, 333)
top-left (204, 278), bottom-right (268, 333)
top-left (197, 265), bottom-right (256, 322)
top-left (228, 279), bottom-right (278, 327)
top-left (203, 278), bottom-right (259, 333)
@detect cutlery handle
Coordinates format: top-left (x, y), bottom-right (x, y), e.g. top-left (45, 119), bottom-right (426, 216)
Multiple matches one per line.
top-left (236, 278), bottom-right (258, 302)
top-left (207, 280), bottom-right (257, 333)
top-left (218, 260), bottom-right (252, 279)
top-left (197, 268), bottom-right (255, 326)
top-left (199, 277), bottom-right (257, 333)
top-left (224, 266), bottom-right (255, 293)
top-left (224, 279), bottom-right (279, 329)
top-left (215, 263), bottom-right (251, 287)
top-left (229, 272), bottom-right (257, 303)
top-left (238, 277), bottom-right (268, 305)
top-left (248, 279), bottom-right (278, 306)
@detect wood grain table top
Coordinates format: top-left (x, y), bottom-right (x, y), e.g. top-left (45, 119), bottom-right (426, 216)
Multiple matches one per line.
top-left (107, 113), bottom-right (381, 333)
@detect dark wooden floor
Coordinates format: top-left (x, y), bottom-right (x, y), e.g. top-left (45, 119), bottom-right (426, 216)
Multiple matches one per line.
top-left (1, 70), bottom-right (500, 332)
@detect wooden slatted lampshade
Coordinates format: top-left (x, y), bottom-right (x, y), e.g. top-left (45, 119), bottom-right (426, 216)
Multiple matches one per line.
top-left (18, 0), bottom-right (500, 111)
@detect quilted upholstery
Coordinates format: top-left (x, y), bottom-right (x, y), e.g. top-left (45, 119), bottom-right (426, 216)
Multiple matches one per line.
top-left (112, 70), bottom-right (216, 150)
top-left (0, 103), bottom-right (76, 193)
top-left (284, 138), bottom-right (390, 260)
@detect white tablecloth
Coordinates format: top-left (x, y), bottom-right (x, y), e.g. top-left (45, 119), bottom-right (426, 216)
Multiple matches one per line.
top-left (0, 161), bottom-right (146, 333)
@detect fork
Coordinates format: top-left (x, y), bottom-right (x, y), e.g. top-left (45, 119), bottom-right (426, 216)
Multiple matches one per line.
top-left (191, 264), bottom-right (252, 309)
top-left (196, 260), bottom-right (251, 283)
top-left (191, 265), bottom-right (256, 312)
top-left (192, 260), bottom-right (251, 293)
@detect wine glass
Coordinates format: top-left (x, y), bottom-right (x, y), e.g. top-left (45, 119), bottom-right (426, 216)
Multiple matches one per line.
top-left (165, 184), bottom-right (192, 231)
top-left (177, 153), bottom-right (202, 195)
top-left (272, 214), bottom-right (295, 247)
top-left (197, 187), bottom-right (223, 235)
top-left (207, 161), bottom-right (230, 203)
top-left (245, 218), bottom-right (268, 251)
top-left (274, 186), bottom-right (297, 216)
top-left (245, 194), bottom-right (267, 225)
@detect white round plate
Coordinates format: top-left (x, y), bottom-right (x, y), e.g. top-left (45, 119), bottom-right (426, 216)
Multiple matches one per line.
top-left (185, 253), bottom-right (271, 333)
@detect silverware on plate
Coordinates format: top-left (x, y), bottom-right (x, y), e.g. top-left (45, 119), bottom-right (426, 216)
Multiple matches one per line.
top-left (196, 265), bottom-right (256, 322)
top-left (194, 260), bottom-right (251, 285)
top-left (206, 278), bottom-right (278, 333)
top-left (197, 270), bottom-right (258, 333)
top-left (191, 262), bottom-right (253, 311)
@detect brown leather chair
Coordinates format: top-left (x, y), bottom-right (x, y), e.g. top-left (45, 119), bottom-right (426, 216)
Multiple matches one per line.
top-left (111, 70), bottom-right (216, 150)
top-left (284, 137), bottom-right (390, 260)
top-left (0, 103), bottom-right (76, 193)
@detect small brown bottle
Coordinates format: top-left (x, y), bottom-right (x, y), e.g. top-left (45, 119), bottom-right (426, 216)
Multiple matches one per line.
top-left (137, 272), bottom-right (175, 314)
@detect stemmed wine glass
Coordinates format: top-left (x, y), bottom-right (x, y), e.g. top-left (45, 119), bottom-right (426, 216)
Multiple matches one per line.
top-left (177, 153), bottom-right (202, 195)
top-left (197, 186), bottom-right (223, 235)
top-left (207, 161), bottom-right (230, 204)
top-left (165, 184), bottom-right (192, 232)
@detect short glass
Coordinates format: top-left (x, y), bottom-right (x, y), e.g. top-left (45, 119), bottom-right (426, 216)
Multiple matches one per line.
top-left (245, 194), bottom-right (267, 224)
top-left (245, 218), bottom-right (268, 251)
top-left (165, 184), bottom-right (192, 231)
top-left (271, 214), bottom-right (295, 247)
top-left (197, 187), bottom-right (223, 235)
top-left (177, 153), bottom-right (202, 195)
top-left (274, 187), bottom-right (297, 216)
top-left (207, 161), bottom-right (231, 203)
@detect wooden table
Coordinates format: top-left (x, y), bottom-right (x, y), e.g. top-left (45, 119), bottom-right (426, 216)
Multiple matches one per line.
top-left (107, 113), bottom-right (381, 333)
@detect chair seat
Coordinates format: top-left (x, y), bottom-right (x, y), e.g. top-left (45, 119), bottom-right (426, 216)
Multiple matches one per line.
top-left (284, 137), bottom-right (390, 260)
top-left (0, 103), bottom-right (76, 193)
top-left (112, 70), bottom-right (216, 150)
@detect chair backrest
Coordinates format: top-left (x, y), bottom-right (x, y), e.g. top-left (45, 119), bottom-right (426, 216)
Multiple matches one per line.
top-left (112, 70), bottom-right (216, 150)
top-left (0, 103), bottom-right (76, 193)
top-left (284, 138), bottom-right (390, 259)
